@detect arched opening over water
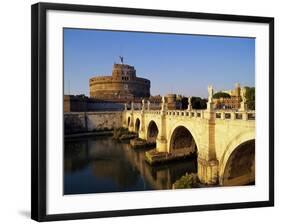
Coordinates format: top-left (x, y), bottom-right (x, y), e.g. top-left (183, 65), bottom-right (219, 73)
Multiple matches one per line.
top-left (222, 139), bottom-right (255, 186)
top-left (169, 126), bottom-right (197, 156)
top-left (127, 117), bottom-right (131, 127)
top-left (147, 121), bottom-right (158, 143)
top-left (135, 118), bottom-right (140, 133)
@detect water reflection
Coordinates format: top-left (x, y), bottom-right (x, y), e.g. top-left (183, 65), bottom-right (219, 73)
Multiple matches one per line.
top-left (64, 136), bottom-right (197, 194)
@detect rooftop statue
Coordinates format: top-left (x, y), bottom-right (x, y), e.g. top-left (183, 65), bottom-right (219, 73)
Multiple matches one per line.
top-left (119, 56), bottom-right (124, 64)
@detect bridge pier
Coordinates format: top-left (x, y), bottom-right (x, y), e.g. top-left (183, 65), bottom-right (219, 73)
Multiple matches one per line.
top-left (198, 157), bottom-right (219, 184)
top-left (139, 104), bottom-right (146, 139)
top-left (156, 138), bottom-right (167, 152)
top-left (128, 118), bottom-right (134, 132)
top-left (156, 97), bottom-right (168, 152)
top-left (128, 102), bottom-right (135, 132)
top-left (197, 87), bottom-right (219, 185)
top-left (138, 130), bottom-right (146, 139)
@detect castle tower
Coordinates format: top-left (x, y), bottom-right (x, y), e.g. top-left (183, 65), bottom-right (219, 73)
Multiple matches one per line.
top-left (166, 94), bottom-right (177, 110)
top-left (89, 62), bottom-right (150, 101)
top-left (112, 63), bottom-right (136, 80)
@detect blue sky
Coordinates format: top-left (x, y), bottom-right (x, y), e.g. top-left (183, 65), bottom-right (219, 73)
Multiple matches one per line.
top-left (64, 28), bottom-right (255, 98)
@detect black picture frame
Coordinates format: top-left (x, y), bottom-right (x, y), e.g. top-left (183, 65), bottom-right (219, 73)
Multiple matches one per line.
top-left (31, 2), bottom-right (274, 222)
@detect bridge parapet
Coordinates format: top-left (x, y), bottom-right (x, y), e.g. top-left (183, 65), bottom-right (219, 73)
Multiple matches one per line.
top-left (214, 110), bottom-right (255, 121)
top-left (126, 109), bottom-right (204, 119)
top-left (125, 108), bottom-right (255, 122)
top-left (166, 110), bottom-right (204, 119)
top-left (145, 110), bottom-right (162, 115)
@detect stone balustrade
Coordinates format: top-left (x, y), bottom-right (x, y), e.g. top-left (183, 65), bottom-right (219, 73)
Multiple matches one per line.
top-left (215, 110), bottom-right (255, 121)
top-left (126, 82), bottom-right (255, 123)
top-left (166, 110), bottom-right (203, 118)
top-left (129, 107), bottom-right (255, 121)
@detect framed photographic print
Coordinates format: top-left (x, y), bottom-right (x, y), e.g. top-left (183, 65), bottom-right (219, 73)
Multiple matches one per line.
top-left (31, 2), bottom-right (274, 222)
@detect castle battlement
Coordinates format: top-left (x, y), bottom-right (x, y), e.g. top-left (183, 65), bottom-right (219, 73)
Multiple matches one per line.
top-left (113, 63), bottom-right (134, 69)
top-left (90, 76), bottom-right (112, 82)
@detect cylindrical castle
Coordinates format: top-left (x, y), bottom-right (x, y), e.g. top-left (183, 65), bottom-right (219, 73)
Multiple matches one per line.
top-left (89, 63), bottom-right (150, 102)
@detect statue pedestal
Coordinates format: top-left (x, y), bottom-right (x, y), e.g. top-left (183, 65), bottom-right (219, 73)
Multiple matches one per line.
top-left (207, 102), bottom-right (214, 111)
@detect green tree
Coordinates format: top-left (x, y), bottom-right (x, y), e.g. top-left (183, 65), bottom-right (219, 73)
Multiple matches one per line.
top-left (244, 87), bottom-right (255, 110)
top-left (181, 97), bottom-right (189, 109)
top-left (191, 97), bottom-right (207, 109)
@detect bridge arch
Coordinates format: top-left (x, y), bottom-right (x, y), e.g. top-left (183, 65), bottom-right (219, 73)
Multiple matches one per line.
top-left (169, 125), bottom-right (198, 156)
top-left (147, 120), bottom-right (159, 143)
top-left (219, 131), bottom-right (255, 186)
top-left (167, 121), bottom-right (200, 154)
top-left (134, 118), bottom-right (140, 133)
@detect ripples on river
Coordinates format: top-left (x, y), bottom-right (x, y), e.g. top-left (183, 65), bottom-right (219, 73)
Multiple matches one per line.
top-left (64, 136), bottom-right (197, 195)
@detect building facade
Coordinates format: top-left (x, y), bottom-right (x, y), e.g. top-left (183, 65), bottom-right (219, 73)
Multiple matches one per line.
top-left (213, 83), bottom-right (242, 109)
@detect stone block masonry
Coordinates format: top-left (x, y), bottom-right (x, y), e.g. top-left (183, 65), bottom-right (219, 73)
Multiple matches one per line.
top-left (64, 111), bottom-right (123, 134)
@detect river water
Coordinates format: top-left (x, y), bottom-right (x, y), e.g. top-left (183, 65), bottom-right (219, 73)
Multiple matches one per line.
top-left (64, 136), bottom-right (197, 195)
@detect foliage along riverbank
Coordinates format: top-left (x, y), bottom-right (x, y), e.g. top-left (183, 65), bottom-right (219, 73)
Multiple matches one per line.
top-left (173, 173), bottom-right (199, 189)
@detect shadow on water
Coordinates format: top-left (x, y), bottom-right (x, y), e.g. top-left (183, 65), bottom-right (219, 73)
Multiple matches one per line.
top-left (64, 136), bottom-right (197, 195)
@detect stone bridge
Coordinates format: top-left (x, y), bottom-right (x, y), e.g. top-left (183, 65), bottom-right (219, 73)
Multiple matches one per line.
top-left (122, 92), bottom-right (255, 186)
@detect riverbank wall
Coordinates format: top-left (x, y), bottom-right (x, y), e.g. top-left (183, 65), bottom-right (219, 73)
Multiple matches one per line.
top-left (64, 111), bottom-right (123, 134)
